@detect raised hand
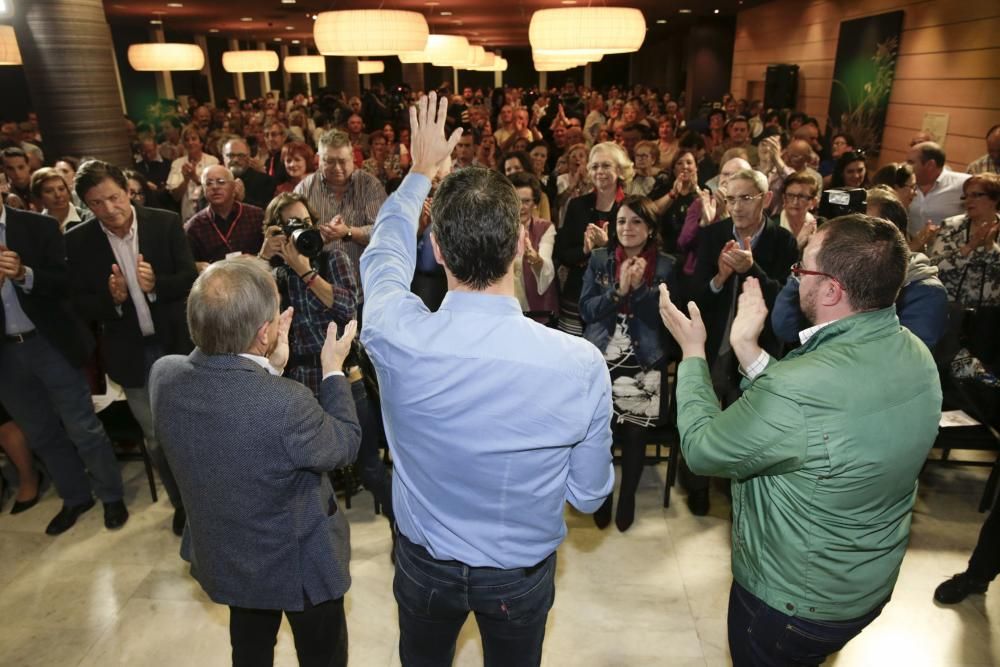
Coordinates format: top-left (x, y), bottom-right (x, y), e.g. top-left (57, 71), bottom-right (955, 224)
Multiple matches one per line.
top-left (722, 236), bottom-right (754, 274)
top-left (321, 320), bottom-right (358, 376)
top-left (136, 254), bottom-right (156, 293)
top-left (108, 263), bottom-right (129, 304)
top-left (730, 277), bottom-right (768, 354)
top-left (628, 256), bottom-right (647, 290)
top-left (267, 307), bottom-right (295, 372)
top-left (715, 239), bottom-right (737, 285)
top-left (658, 283), bottom-right (706, 359)
top-left (409, 91), bottom-right (464, 179)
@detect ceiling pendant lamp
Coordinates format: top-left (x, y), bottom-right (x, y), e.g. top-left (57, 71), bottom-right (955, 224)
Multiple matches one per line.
top-left (0, 25), bottom-right (21, 66)
top-left (400, 34), bottom-right (470, 65)
top-left (532, 50), bottom-right (603, 64)
top-left (529, 7), bottom-right (646, 56)
top-left (314, 10), bottom-right (428, 56)
top-left (533, 60), bottom-right (586, 72)
top-left (469, 56), bottom-right (507, 72)
top-left (222, 50), bottom-right (279, 73)
top-left (127, 43), bottom-right (205, 71)
top-left (357, 60), bottom-right (385, 75)
top-left (284, 55), bottom-right (326, 74)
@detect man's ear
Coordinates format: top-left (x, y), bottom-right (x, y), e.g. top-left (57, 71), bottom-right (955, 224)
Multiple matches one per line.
top-left (430, 231), bottom-right (445, 267)
top-left (253, 320), bottom-right (270, 353)
top-left (761, 190), bottom-right (774, 211)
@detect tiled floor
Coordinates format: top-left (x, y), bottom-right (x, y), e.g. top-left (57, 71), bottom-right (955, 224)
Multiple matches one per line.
top-left (0, 457), bottom-right (996, 666)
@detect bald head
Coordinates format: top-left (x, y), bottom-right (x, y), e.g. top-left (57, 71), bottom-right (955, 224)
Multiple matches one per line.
top-left (785, 139), bottom-right (814, 171)
top-left (202, 165), bottom-right (237, 210)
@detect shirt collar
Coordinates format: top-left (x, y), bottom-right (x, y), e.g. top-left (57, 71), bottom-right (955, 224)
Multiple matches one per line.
top-left (438, 291), bottom-right (524, 316)
top-left (733, 218), bottom-right (767, 249)
top-left (798, 319), bottom-right (838, 345)
top-left (237, 353), bottom-right (283, 376)
top-left (0, 204), bottom-right (6, 227)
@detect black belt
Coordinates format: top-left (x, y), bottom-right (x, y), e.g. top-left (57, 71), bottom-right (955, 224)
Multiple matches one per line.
top-left (3, 330), bottom-right (38, 343)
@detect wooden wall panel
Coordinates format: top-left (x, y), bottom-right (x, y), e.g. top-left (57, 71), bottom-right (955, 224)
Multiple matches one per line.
top-left (732, 0), bottom-right (1000, 171)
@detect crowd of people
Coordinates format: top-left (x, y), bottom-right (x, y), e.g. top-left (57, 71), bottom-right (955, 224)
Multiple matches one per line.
top-left (1, 79), bottom-right (998, 666)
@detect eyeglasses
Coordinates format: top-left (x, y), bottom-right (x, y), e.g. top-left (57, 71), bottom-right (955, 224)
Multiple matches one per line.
top-left (224, 152), bottom-right (248, 160)
top-left (783, 193), bottom-right (815, 202)
top-left (634, 153), bottom-right (652, 160)
top-left (960, 192), bottom-right (990, 201)
top-left (791, 262), bottom-right (844, 290)
top-left (722, 193), bottom-right (765, 207)
top-left (204, 178), bottom-right (231, 187)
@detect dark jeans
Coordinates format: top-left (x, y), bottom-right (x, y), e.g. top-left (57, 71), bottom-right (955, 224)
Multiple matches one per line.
top-left (394, 532), bottom-right (556, 667)
top-left (0, 335), bottom-right (123, 506)
top-left (968, 500), bottom-right (1000, 582)
top-left (727, 581), bottom-right (885, 666)
top-left (229, 597), bottom-right (347, 667)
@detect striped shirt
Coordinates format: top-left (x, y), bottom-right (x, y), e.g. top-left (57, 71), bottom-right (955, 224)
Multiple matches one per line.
top-left (294, 169), bottom-right (387, 292)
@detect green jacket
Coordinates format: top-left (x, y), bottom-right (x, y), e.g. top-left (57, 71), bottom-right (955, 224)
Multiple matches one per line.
top-left (677, 307), bottom-right (942, 620)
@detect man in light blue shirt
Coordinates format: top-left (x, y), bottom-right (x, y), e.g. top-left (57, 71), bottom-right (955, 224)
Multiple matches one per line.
top-left (361, 92), bottom-right (614, 666)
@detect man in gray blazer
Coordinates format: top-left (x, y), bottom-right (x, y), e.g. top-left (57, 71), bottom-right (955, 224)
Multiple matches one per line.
top-left (149, 258), bottom-right (360, 667)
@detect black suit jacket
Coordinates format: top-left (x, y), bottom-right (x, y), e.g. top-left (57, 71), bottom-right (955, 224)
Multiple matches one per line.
top-left (65, 206), bottom-right (198, 388)
top-left (694, 217), bottom-right (798, 368)
top-left (239, 168), bottom-right (278, 210)
top-left (0, 206), bottom-right (94, 367)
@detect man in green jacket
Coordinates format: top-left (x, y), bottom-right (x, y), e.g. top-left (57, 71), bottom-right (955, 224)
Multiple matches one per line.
top-left (659, 214), bottom-right (942, 666)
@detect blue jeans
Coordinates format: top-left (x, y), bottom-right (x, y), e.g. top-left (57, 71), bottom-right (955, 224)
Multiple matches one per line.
top-left (0, 335), bottom-right (123, 506)
top-left (393, 532), bottom-right (556, 667)
top-left (727, 581), bottom-right (886, 666)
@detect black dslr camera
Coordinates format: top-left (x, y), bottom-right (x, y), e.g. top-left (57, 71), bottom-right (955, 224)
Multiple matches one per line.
top-left (818, 188), bottom-right (867, 220)
top-left (279, 218), bottom-right (324, 258)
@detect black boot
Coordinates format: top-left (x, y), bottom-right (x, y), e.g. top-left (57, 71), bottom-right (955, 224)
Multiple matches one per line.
top-left (593, 493), bottom-right (613, 529)
top-left (615, 425), bottom-right (646, 532)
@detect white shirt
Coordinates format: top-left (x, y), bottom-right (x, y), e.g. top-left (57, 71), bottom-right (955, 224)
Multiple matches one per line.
top-left (42, 205), bottom-right (82, 232)
top-left (99, 207), bottom-right (156, 336)
top-left (742, 320), bottom-right (838, 381)
top-left (908, 167), bottom-right (970, 237)
top-left (166, 152), bottom-right (220, 221)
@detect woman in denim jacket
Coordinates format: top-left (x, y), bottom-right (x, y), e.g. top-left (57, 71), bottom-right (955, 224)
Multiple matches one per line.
top-left (580, 194), bottom-right (678, 532)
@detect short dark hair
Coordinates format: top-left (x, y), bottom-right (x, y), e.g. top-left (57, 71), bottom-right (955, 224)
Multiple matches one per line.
top-left (866, 186), bottom-right (909, 235)
top-left (783, 171), bottom-right (819, 197)
top-left (831, 151), bottom-right (869, 188)
top-left (872, 162), bottom-right (914, 189)
top-left (431, 167), bottom-right (520, 290)
top-left (678, 130), bottom-right (706, 151)
top-left (816, 214), bottom-right (909, 312)
top-left (508, 171), bottom-right (541, 204)
top-left (914, 142), bottom-right (946, 167)
top-left (1, 146), bottom-right (27, 163)
top-left (614, 194), bottom-right (660, 251)
top-left (502, 150), bottom-right (532, 174)
top-left (74, 159), bottom-right (129, 201)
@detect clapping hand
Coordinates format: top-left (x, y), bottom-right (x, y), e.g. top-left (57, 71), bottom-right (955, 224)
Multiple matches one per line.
top-left (108, 263), bottom-right (129, 304)
top-left (722, 236), bottom-right (754, 274)
top-left (410, 91), bottom-right (464, 180)
top-left (583, 222), bottom-right (609, 255)
top-left (320, 320), bottom-right (358, 376)
top-left (137, 254), bottom-right (156, 293)
top-left (715, 239), bottom-right (737, 285)
top-left (730, 277), bottom-right (768, 358)
top-left (524, 234), bottom-right (542, 268)
top-left (626, 256), bottom-right (647, 290)
top-left (658, 283), bottom-right (706, 359)
top-left (267, 307), bottom-right (295, 372)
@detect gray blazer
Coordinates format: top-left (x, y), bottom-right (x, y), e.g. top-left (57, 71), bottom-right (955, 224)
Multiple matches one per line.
top-left (150, 349), bottom-right (361, 611)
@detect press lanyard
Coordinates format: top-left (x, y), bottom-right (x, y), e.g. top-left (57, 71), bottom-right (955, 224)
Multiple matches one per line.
top-left (212, 202), bottom-right (244, 251)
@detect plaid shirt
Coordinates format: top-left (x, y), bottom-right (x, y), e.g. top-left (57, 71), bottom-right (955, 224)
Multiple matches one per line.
top-left (277, 249), bottom-right (358, 395)
top-left (294, 169), bottom-right (387, 290)
top-left (184, 203), bottom-right (265, 262)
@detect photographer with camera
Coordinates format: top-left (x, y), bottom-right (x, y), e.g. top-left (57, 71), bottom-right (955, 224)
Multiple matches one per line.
top-left (258, 192), bottom-right (394, 524)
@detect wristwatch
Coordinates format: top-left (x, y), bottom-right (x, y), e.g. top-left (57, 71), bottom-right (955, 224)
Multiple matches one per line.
top-left (345, 228), bottom-right (353, 241)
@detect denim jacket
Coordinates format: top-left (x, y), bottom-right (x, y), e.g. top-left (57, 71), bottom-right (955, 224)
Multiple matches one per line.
top-left (579, 247), bottom-right (676, 369)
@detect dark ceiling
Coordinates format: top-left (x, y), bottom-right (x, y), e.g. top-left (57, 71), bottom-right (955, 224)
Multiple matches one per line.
top-left (103, 1), bottom-right (762, 49)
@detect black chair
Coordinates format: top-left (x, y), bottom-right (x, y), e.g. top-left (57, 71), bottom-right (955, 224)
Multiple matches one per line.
top-left (96, 401), bottom-right (159, 502)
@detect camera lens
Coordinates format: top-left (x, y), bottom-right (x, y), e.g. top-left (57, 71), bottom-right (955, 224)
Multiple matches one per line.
top-left (290, 228), bottom-right (324, 258)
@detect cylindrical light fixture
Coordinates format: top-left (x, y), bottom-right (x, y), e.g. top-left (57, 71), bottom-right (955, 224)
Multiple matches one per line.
top-left (222, 50), bottom-right (279, 73)
top-left (529, 7), bottom-right (645, 56)
top-left (532, 50), bottom-right (603, 64)
top-left (0, 25), bottom-right (22, 66)
top-left (534, 60), bottom-right (585, 72)
top-left (314, 10), bottom-right (428, 56)
top-left (400, 34), bottom-right (470, 65)
top-left (357, 60), bottom-right (385, 75)
top-left (127, 43), bottom-right (205, 71)
top-left (470, 57), bottom-right (507, 72)
top-left (284, 55), bottom-right (326, 73)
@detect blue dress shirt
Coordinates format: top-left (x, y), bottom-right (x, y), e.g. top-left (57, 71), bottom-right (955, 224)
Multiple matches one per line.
top-left (360, 173), bottom-right (614, 569)
top-left (0, 206), bottom-right (38, 335)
